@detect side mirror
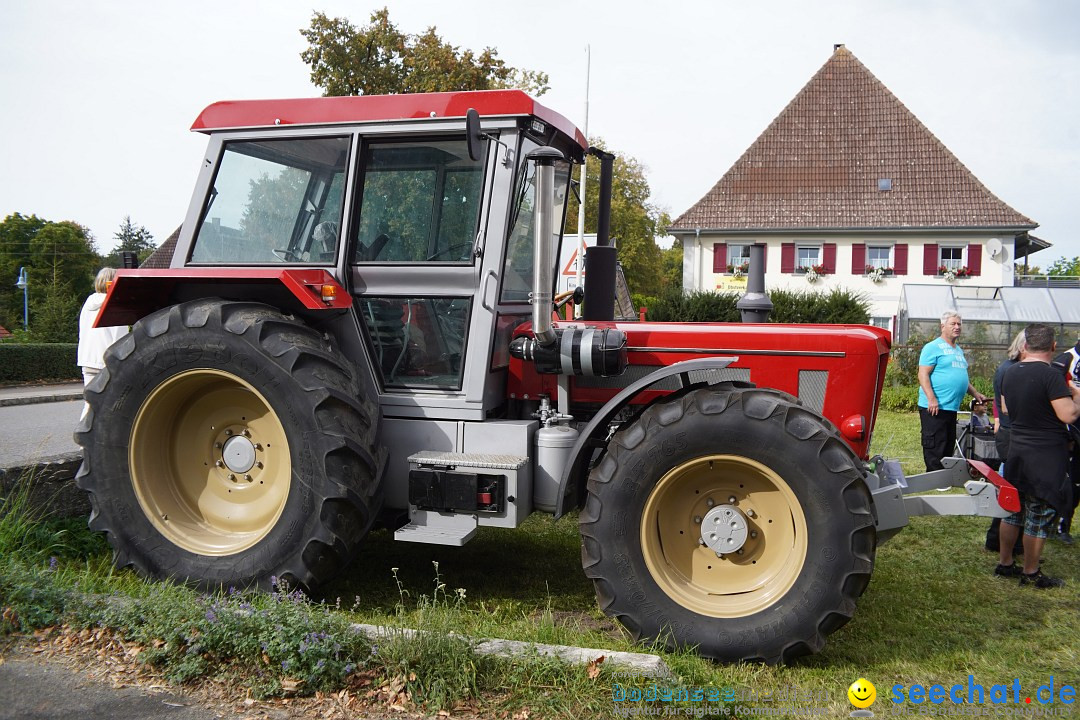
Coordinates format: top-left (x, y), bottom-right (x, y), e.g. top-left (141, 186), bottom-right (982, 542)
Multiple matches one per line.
top-left (466, 108), bottom-right (484, 162)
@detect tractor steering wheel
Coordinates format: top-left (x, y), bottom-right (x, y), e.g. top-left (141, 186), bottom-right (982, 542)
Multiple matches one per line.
top-left (426, 242), bottom-right (475, 262)
top-left (272, 248), bottom-right (303, 263)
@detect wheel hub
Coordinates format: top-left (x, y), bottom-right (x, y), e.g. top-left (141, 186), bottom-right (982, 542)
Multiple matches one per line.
top-left (221, 433), bottom-right (257, 474)
top-left (700, 504), bottom-right (749, 555)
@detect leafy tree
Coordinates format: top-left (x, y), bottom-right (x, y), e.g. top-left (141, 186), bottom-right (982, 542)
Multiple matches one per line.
top-left (0, 214), bottom-right (98, 336)
top-left (104, 216), bottom-right (156, 267)
top-left (300, 8), bottom-right (548, 97)
top-left (27, 221), bottom-right (98, 302)
top-left (661, 239), bottom-right (683, 290)
top-left (0, 213), bottom-right (47, 330)
top-left (563, 138), bottom-right (670, 297)
top-left (29, 278), bottom-right (82, 342)
top-left (1046, 256), bottom-right (1080, 276)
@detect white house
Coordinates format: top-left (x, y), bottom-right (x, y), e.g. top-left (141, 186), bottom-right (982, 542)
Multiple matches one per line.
top-left (669, 45), bottom-right (1045, 331)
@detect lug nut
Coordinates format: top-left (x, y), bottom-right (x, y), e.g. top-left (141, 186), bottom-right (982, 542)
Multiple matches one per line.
top-left (737, 549), bottom-right (744, 555)
top-left (694, 516), bottom-right (702, 524)
top-left (255, 461), bottom-right (264, 469)
top-left (706, 498), bottom-right (715, 507)
top-left (228, 474), bottom-right (236, 482)
top-left (244, 474), bottom-right (253, 482)
top-left (242, 429), bottom-right (251, 437)
top-left (214, 442), bottom-right (222, 449)
top-left (215, 460), bottom-right (224, 468)
top-left (746, 509), bottom-right (756, 518)
top-left (728, 496), bottom-right (736, 504)
top-left (225, 429), bottom-right (233, 436)
top-left (751, 531), bottom-right (758, 539)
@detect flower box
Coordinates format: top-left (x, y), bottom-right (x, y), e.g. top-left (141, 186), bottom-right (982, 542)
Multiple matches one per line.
top-left (864, 265), bottom-right (893, 276)
top-left (938, 265), bottom-right (969, 278)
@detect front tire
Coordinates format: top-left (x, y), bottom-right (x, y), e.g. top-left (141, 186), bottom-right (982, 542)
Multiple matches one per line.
top-left (579, 383), bottom-right (876, 663)
top-left (75, 299), bottom-right (384, 590)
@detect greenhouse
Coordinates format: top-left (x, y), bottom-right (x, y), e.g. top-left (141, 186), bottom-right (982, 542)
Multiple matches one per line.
top-left (896, 284), bottom-right (1080, 346)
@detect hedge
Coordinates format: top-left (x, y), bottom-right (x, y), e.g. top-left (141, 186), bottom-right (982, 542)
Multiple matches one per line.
top-left (0, 343), bottom-right (80, 384)
top-left (637, 287), bottom-right (870, 324)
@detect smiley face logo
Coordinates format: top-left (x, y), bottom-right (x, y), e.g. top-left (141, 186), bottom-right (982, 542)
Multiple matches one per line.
top-left (848, 678), bottom-right (876, 709)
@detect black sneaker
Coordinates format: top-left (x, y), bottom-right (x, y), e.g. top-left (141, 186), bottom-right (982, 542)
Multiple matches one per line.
top-left (1058, 532), bottom-right (1075, 546)
top-left (994, 563), bottom-right (1022, 578)
top-left (1019, 570), bottom-right (1064, 588)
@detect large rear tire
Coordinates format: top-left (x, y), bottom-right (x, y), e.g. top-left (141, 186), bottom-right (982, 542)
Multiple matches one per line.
top-left (75, 299), bottom-right (383, 590)
top-left (579, 383), bottom-right (876, 663)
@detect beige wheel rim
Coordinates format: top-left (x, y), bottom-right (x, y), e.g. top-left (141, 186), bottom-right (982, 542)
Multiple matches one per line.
top-left (640, 454), bottom-right (808, 617)
top-left (130, 369), bottom-right (290, 556)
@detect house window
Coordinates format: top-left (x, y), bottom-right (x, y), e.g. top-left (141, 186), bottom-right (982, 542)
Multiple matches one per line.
top-left (728, 244), bottom-right (751, 273)
top-left (867, 246), bottom-right (892, 270)
top-left (796, 246), bottom-right (821, 270)
top-left (939, 246), bottom-right (964, 271)
top-left (870, 316), bottom-right (892, 331)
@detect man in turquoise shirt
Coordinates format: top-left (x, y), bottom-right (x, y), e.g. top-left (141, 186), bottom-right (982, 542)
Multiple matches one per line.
top-left (918, 311), bottom-right (988, 472)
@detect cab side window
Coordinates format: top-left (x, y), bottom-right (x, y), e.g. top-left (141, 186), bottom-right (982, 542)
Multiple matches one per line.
top-left (354, 139), bottom-right (484, 263)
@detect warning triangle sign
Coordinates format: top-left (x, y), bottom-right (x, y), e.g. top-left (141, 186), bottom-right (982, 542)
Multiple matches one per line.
top-left (562, 249), bottom-right (584, 276)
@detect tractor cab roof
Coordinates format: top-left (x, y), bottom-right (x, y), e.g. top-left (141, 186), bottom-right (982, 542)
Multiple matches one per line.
top-left (191, 89), bottom-right (587, 150)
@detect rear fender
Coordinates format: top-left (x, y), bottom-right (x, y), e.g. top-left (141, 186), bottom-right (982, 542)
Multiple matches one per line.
top-left (553, 357), bottom-right (736, 519)
top-left (95, 269), bottom-right (351, 327)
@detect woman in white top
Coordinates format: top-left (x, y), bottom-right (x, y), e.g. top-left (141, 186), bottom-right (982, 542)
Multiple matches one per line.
top-left (77, 268), bottom-right (129, 417)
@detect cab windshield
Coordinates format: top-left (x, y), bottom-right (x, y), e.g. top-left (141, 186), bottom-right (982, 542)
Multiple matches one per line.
top-left (190, 136), bottom-right (350, 264)
top-left (501, 148), bottom-right (571, 303)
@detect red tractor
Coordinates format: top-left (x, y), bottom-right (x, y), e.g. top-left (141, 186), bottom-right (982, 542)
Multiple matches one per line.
top-left (77, 90), bottom-right (1016, 663)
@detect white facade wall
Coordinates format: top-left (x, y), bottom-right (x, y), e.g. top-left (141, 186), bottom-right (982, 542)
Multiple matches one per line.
top-left (681, 231), bottom-right (1019, 328)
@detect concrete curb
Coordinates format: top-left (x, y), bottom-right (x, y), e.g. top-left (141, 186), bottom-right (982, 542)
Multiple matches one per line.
top-left (352, 623), bottom-right (672, 677)
top-left (0, 452), bottom-right (89, 518)
top-left (0, 391), bottom-right (85, 407)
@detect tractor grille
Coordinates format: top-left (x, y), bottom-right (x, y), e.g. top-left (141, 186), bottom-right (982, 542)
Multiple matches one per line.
top-left (798, 370), bottom-right (828, 413)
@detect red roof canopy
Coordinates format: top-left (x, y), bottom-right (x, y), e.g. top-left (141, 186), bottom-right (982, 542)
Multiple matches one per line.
top-left (191, 89), bottom-right (586, 149)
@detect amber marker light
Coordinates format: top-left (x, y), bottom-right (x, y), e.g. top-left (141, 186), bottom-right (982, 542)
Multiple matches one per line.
top-left (320, 284), bottom-right (337, 305)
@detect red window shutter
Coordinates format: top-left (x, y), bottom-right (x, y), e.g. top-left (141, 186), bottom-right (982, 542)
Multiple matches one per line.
top-left (851, 244), bottom-right (866, 274)
top-left (894, 244), bottom-right (908, 275)
top-left (967, 243), bottom-right (982, 276)
top-left (781, 243), bottom-right (795, 273)
top-left (708, 243), bottom-right (725, 274)
top-left (923, 244), bottom-right (939, 275)
top-left (823, 243), bottom-right (837, 274)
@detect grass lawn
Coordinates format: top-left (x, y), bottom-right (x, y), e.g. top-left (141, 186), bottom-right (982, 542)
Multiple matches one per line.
top-left (4, 410), bottom-right (1078, 718)
top-left (311, 410), bottom-right (1080, 716)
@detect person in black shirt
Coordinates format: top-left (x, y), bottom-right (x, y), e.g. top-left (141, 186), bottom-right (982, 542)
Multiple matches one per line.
top-left (1052, 338), bottom-right (1080, 544)
top-left (997, 324), bottom-right (1080, 588)
top-left (984, 330), bottom-right (1026, 553)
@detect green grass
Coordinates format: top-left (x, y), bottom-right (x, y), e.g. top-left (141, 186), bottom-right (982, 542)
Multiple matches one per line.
top-left (3, 410), bottom-right (1078, 718)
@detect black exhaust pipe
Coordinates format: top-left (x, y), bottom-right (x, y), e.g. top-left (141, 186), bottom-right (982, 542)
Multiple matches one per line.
top-left (583, 148), bottom-right (616, 321)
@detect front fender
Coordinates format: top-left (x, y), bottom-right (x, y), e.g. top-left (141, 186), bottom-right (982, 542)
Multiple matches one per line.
top-left (553, 357), bottom-right (737, 519)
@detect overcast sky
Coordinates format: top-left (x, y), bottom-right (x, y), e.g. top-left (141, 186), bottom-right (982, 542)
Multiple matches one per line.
top-left (2, 0), bottom-right (1078, 264)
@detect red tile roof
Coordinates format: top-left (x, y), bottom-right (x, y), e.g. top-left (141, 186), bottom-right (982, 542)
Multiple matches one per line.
top-left (670, 46), bottom-right (1036, 233)
top-left (141, 226), bottom-right (181, 268)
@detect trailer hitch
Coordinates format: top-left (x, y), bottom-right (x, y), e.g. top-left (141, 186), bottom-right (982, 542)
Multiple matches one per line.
top-left (869, 456), bottom-right (1020, 543)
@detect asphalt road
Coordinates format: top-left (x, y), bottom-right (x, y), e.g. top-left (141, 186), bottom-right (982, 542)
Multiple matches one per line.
top-left (0, 657), bottom-right (221, 720)
top-left (0, 399), bottom-right (82, 468)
